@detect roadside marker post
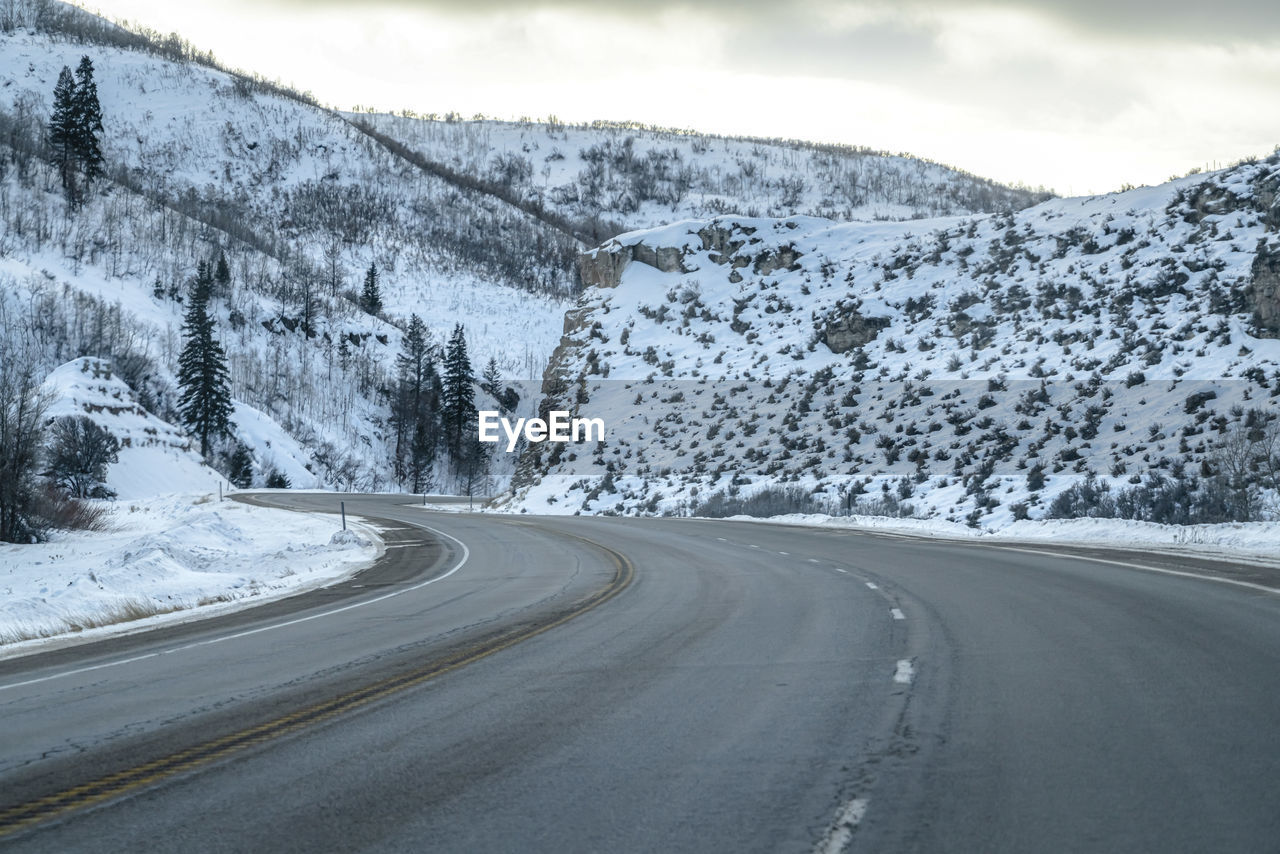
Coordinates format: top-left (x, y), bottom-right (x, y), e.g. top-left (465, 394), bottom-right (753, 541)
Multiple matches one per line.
top-left (341, 501), bottom-right (346, 531)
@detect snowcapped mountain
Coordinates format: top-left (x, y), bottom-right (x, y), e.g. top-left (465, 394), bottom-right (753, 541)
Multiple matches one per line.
top-left (0, 2), bottom-right (573, 491)
top-left (0, 0), bottom-right (1049, 496)
top-left (507, 155), bottom-right (1280, 527)
top-left (351, 113), bottom-right (1052, 240)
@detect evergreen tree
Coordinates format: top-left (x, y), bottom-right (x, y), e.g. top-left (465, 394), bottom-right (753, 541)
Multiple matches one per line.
top-left (47, 66), bottom-right (77, 191)
top-left (481, 356), bottom-right (501, 397)
top-left (442, 323), bottom-right (476, 463)
top-left (264, 469), bottom-right (291, 489)
top-left (191, 259), bottom-right (214, 304)
top-left (359, 262), bottom-right (382, 315)
top-left (72, 56), bottom-right (104, 182)
top-left (47, 57), bottom-right (105, 198)
top-left (225, 441), bottom-right (254, 489)
top-left (409, 417), bottom-right (435, 494)
top-left (177, 268), bottom-right (233, 458)
top-left (391, 314), bottom-right (437, 485)
top-left (213, 251), bottom-right (232, 298)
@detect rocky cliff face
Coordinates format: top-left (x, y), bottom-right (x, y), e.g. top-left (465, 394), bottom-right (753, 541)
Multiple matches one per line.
top-left (819, 306), bottom-right (890, 353)
top-left (1250, 238), bottom-right (1280, 337)
top-left (509, 156), bottom-right (1280, 526)
top-left (578, 222), bottom-right (803, 289)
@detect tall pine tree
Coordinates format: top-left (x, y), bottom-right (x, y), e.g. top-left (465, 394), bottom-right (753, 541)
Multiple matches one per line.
top-left (72, 56), bottom-right (104, 182)
top-left (442, 323), bottom-right (476, 465)
top-left (47, 56), bottom-right (105, 199)
top-left (178, 262), bottom-right (233, 457)
top-left (47, 66), bottom-right (77, 192)
top-left (391, 314), bottom-right (439, 487)
top-left (481, 356), bottom-right (501, 397)
top-left (359, 262), bottom-right (382, 316)
top-left (213, 251), bottom-right (232, 298)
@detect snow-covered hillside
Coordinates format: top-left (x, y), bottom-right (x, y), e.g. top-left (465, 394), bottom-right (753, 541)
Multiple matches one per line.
top-left (0, 0), bottom-right (1047, 497)
top-left (42, 357), bottom-right (232, 499)
top-left (0, 1), bottom-right (572, 491)
top-left (40, 357), bottom-right (322, 496)
top-left (352, 113), bottom-right (1052, 236)
top-left (508, 155), bottom-right (1280, 528)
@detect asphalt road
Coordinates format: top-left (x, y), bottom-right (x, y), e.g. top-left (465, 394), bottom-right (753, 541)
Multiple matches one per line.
top-left (1, 494), bottom-right (1277, 852)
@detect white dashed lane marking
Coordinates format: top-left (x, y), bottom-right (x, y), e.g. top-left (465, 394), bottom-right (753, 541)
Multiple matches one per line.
top-left (890, 608), bottom-right (905, 620)
top-left (865, 582), bottom-right (878, 589)
top-left (815, 798), bottom-right (869, 854)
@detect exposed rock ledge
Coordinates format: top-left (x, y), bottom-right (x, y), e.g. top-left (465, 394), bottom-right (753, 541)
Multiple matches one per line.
top-left (577, 222), bottom-right (803, 289)
top-left (1251, 237), bottom-right (1280, 337)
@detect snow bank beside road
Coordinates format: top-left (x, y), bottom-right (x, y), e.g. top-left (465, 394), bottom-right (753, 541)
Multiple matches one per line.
top-left (722, 513), bottom-right (1280, 567)
top-left (0, 494), bottom-right (380, 654)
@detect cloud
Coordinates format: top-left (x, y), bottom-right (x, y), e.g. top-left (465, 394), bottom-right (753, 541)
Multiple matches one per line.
top-left (266, 0), bottom-right (1280, 45)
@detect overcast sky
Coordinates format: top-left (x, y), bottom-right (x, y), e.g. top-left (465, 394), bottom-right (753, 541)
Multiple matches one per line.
top-left (76, 0), bottom-right (1280, 195)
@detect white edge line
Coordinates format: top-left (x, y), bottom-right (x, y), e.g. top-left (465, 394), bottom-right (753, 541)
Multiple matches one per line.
top-left (0, 522), bottom-right (470, 694)
top-left (815, 798), bottom-right (869, 854)
top-left (994, 545), bottom-right (1280, 596)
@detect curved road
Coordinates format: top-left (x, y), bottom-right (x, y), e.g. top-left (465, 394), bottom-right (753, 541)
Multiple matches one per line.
top-left (0, 494), bottom-right (1277, 852)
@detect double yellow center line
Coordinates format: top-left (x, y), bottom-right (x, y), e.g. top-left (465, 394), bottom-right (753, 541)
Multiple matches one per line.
top-left (0, 530), bottom-right (634, 840)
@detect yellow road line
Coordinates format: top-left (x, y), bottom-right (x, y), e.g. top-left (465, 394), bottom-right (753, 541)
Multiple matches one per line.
top-left (0, 529), bottom-right (634, 840)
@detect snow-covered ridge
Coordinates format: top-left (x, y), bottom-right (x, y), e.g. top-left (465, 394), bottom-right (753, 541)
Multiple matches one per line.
top-left (510, 155), bottom-right (1280, 529)
top-left (351, 113), bottom-right (1052, 236)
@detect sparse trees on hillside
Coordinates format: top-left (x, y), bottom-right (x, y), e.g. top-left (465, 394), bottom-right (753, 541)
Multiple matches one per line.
top-left (177, 262), bottom-right (233, 457)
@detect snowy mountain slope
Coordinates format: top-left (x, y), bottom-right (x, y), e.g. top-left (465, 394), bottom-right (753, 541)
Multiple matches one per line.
top-left (41, 357), bottom-right (231, 499)
top-left (507, 154), bottom-right (1280, 527)
top-left (0, 18), bottom-right (577, 362)
top-left (0, 2), bottom-right (570, 491)
top-left (351, 113), bottom-right (1053, 237)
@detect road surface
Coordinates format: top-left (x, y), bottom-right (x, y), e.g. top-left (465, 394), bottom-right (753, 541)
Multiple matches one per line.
top-left (1, 494), bottom-right (1277, 852)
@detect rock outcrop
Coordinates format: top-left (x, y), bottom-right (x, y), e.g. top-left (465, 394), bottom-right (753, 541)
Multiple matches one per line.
top-left (819, 305), bottom-right (890, 353)
top-left (1250, 238), bottom-right (1280, 337)
top-left (577, 220), bottom-right (803, 290)
top-left (577, 245), bottom-right (632, 289)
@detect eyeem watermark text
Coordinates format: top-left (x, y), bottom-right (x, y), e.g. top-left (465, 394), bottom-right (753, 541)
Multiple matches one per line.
top-left (478, 411), bottom-right (605, 452)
